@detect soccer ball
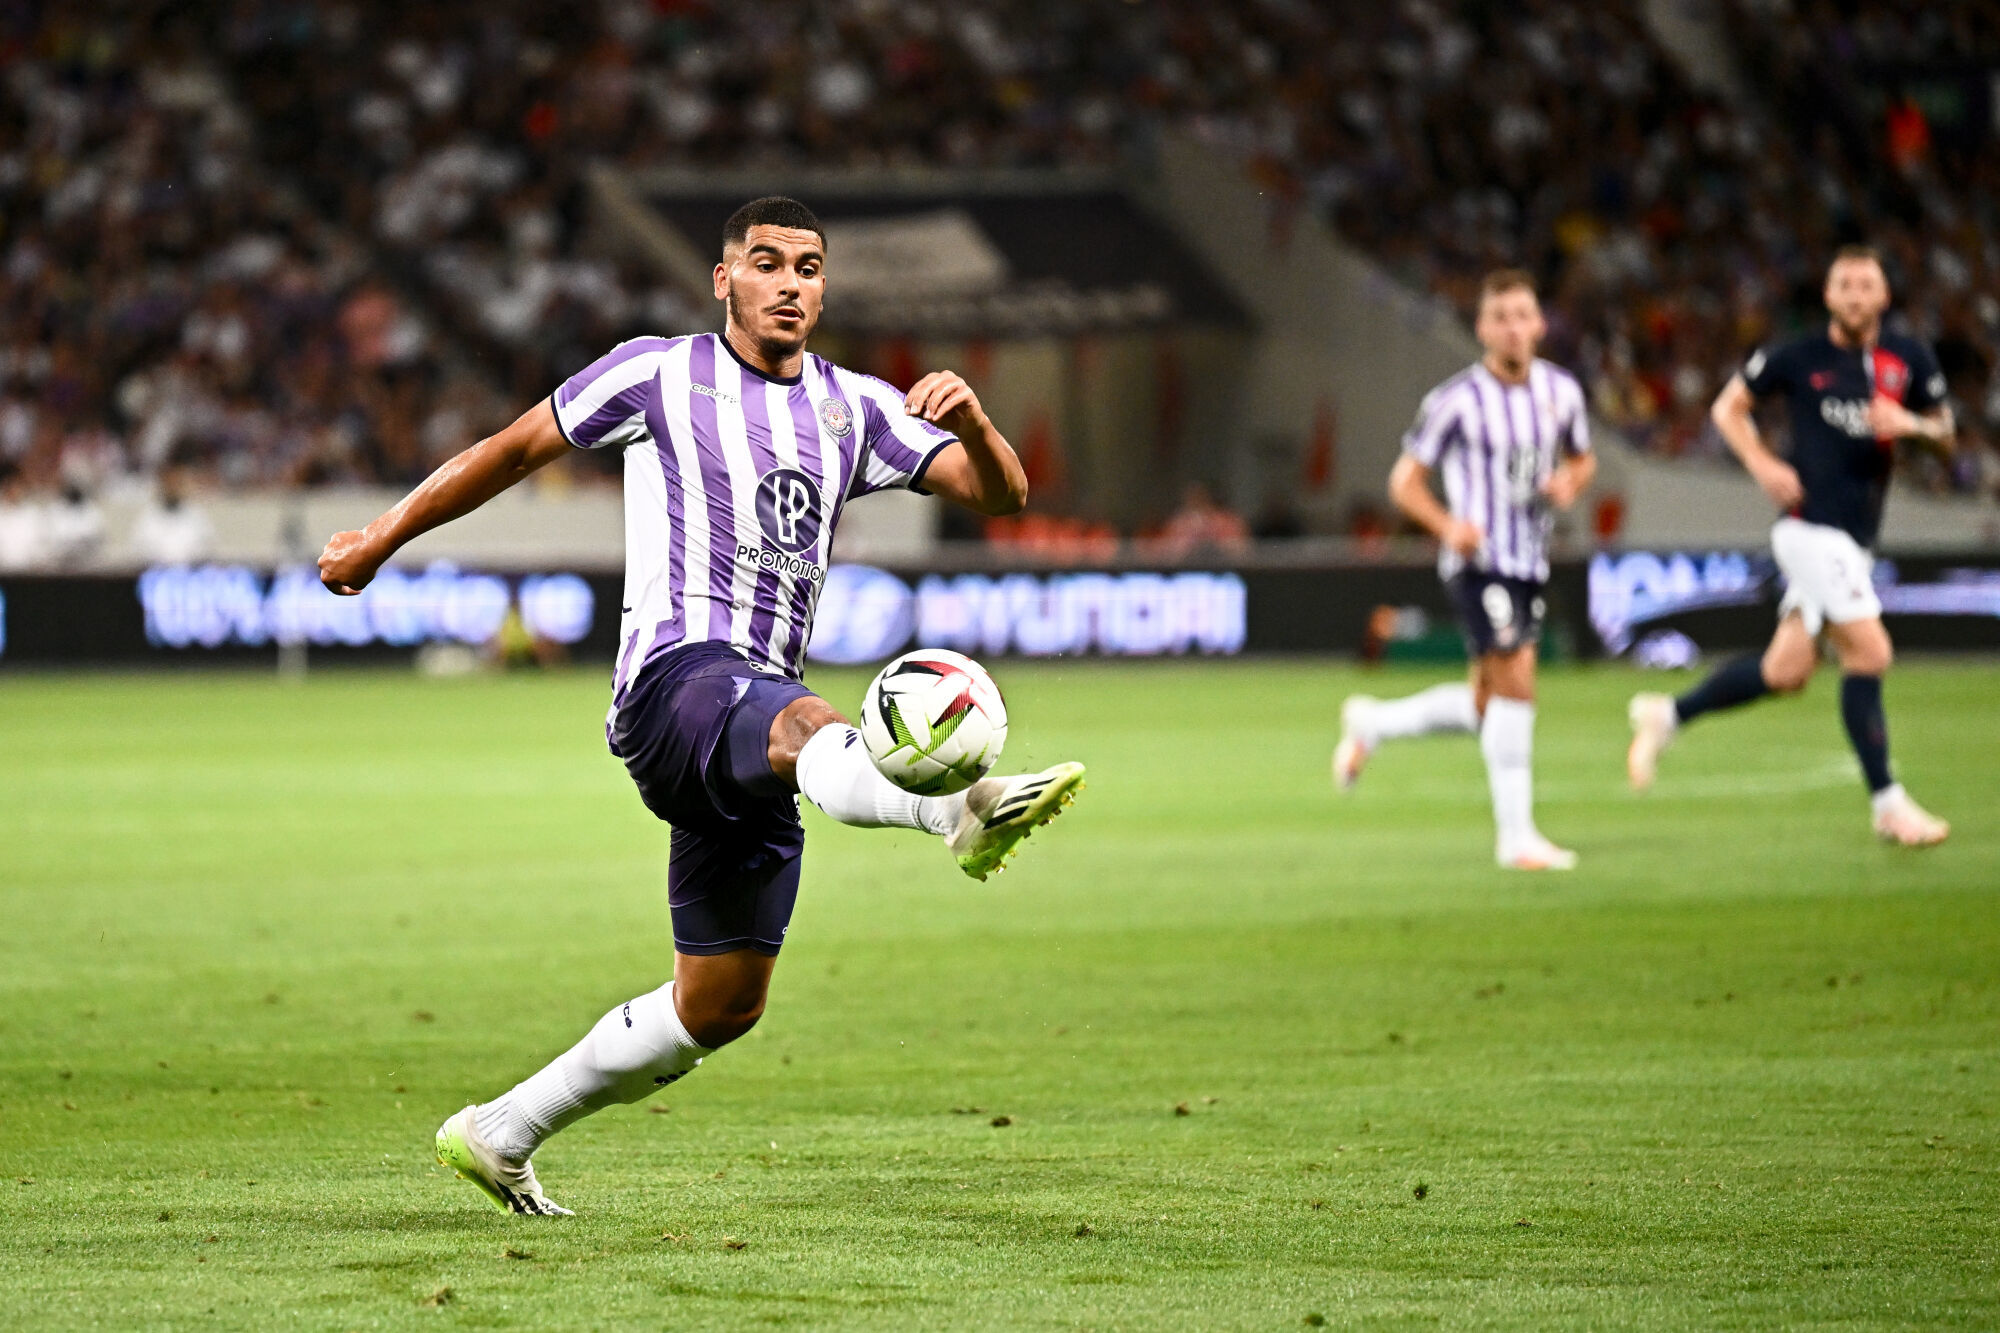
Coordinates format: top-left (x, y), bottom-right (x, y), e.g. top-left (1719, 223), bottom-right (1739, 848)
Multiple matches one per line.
top-left (859, 649), bottom-right (1008, 796)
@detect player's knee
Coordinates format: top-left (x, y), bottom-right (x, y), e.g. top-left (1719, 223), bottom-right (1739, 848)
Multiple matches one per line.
top-left (767, 696), bottom-right (845, 788)
top-left (1761, 650), bottom-right (1812, 694)
top-left (682, 989), bottom-right (767, 1047)
top-left (1481, 654), bottom-right (1535, 703)
top-left (1764, 665), bottom-right (1810, 695)
top-left (1844, 639), bottom-right (1891, 676)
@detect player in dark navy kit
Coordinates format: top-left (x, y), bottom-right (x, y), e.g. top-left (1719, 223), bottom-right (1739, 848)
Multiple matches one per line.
top-left (1628, 246), bottom-right (1956, 845)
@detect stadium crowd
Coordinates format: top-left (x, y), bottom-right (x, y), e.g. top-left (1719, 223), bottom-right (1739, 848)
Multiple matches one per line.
top-left (2, 0), bottom-right (1996, 559)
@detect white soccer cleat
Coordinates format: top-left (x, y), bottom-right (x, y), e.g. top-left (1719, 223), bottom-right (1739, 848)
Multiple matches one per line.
top-left (435, 1106), bottom-right (573, 1216)
top-left (1333, 695), bottom-right (1378, 793)
top-left (1496, 834), bottom-right (1578, 872)
top-left (1873, 790), bottom-right (1949, 848)
top-left (1626, 692), bottom-right (1678, 792)
top-left (947, 762), bottom-right (1086, 881)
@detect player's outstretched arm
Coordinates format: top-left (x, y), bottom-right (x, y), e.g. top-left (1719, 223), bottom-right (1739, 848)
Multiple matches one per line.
top-left (1711, 374), bottom-right (1802, 509)
top-left (318, 398), bottom-right (570, 595)
top-left (1389, 455), bottom-right (1481, 557)
top-left (904, 370), bottom-right (1028, 516)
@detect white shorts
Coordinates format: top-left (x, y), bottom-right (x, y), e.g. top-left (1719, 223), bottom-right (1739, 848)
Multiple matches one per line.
top-left (1771, 517), bottom-right (1880, 635)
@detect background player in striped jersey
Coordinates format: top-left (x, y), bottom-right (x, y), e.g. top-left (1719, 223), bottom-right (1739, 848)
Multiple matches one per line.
top-left (1334, 270), bottom-right (1595, 870)
top-left (1626, 247), bottom-right (1953, 845)
top-left (316, 197), bottom-right (1085, 1214)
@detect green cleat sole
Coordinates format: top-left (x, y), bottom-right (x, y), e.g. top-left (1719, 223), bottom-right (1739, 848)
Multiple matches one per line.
top-left (957, 764), bottom-right (1086, 882)
top-left (435, 1113), bottom-right (513, 1213)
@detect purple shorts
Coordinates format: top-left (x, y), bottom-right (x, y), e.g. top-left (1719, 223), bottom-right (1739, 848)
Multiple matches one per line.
top-left (608, 642), bottom-right (814, 957)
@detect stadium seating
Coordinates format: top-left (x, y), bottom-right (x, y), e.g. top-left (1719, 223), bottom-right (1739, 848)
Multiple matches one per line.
top-left (1, 0), bottom-right (1993, 528)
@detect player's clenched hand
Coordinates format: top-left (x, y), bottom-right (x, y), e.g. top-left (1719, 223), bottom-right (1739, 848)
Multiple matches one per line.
top-left (1540, 467), bottom-right (1585, 509)
top-left (1442, 518), bottom-right (1484, 558)
top-left (318, 529), bottom-right (384, 595)
top-left (1751, 457), bottom-right (1804, 509)
top-left (1865, 394), bottom-right (1922, 440)
top-left (904, 370), bottom-right (985, 436)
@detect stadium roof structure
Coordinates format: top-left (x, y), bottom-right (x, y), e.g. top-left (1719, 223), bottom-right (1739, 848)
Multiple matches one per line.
top-left (597, 167), bottom-right (1251, 339)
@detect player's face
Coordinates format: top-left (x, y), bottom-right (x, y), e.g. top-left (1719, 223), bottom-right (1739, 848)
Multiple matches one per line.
top-left (715, 225), bottom-right (826, 354)
top-left (1475, 288), bottom-right (1545, 370)
top-left (1824, 259), bottom-right (1889, 339)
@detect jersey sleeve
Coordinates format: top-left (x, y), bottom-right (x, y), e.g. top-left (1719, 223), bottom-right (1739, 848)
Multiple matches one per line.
top-left (1740, 342), bottom-right (1794, 400)
top-left (1902, 341), bottom-right (1949, 413)
top-left (551, 337), bottom-right (671, 450)
top-left (848, 375), bottom-right (958, 498)
top-left (1401, 381), bottom-right (1466, 467)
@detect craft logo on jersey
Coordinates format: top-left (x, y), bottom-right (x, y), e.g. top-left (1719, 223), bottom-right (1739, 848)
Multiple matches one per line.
top-left (755, 467), bottom-right (823, 555)
top-left (818, 396), bottom-right (853, 439)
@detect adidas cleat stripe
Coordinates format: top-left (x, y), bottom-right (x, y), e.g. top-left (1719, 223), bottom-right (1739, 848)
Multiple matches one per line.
top-left (947, 762), bottom-right (1086, 881)
top-left (435, 1106), bottom-right (573, 1217)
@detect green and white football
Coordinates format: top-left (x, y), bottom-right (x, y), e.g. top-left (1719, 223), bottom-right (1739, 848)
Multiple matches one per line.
top-left (859, 649), bottom-right (1009, 796)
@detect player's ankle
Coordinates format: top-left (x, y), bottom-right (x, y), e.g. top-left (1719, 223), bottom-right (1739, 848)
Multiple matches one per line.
top-left (1869, 783), bottom-right (1906, 817)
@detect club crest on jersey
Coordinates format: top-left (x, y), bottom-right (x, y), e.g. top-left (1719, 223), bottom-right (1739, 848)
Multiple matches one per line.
top-left (817, 397), bottom-right (854, 438)
top-left (754, 467), bottom-right (823, 555)
top-left (1876, 360), bottom-right (1907, 395)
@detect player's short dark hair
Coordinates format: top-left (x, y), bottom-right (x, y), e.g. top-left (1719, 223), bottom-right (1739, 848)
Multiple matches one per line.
top-left (1477, 268), bottom-right (1537, 311)
top-left (723, 197), bottom-right (825, 254)
top-left (1829, 244), bottom-right (1884, 272)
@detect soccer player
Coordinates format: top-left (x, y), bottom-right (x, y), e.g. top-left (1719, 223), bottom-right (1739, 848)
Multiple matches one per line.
top-left (1333, 270), bottom-right (1595, 870)
top-left (316, 197), bottom-right (1086, 1215)
top-left (1626, 247), bottom-right (1952, 845)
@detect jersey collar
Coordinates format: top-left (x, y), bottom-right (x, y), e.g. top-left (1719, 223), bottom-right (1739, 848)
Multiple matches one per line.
top-left (717, 332), bottom-right (805, 386)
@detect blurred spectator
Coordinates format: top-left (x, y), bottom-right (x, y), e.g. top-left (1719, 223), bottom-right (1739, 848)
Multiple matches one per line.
top-left (0, 467), bottom-right (53, 571)
top-left (45, 484), bottom-right (105, 568)
top-left (1152, 482), bottom-right (1251, 560)
top-left (4, 0), bottom-right (1996, 522)
top-left (1251, 493), bottom-right (1306, 541)
top-left (983, 512), bottom-right (1122, 564)
top-left (126, 470), bottom-right (215, 565)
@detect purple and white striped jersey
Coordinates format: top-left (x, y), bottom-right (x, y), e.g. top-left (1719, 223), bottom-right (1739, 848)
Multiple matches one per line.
top-left (1401, 359), bottom-right (1590, 582)
top-left (553, 332), bottom-right (955, 692)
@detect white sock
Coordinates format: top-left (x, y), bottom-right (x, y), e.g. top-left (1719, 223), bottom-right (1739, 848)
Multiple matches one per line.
top-left (1480, 696), bottom-right (1536, 851)
top-left (794, 724), bottom-right (962, 836)
top-left (1363, 683), bottom-right (1479, 742)
top-left (1870, 782), bottom-right (1907, 817)
top-left (475, 982), bottom-right (709, 1162)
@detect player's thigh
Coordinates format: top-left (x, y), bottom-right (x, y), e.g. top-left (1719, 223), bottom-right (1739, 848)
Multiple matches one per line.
top-left (617, 649), bottom-right (813, 820)
top-left (1761, 613), bottom-right (1818, 692)
top-left (1480, 644), bottom-right (1538, 702)
top-left (1450, 573), bottom-right (1542, 661)
top-left (1773, 518), bottom-right (1878, 646)
top-left (1826, 615), bottom-right (1893, 675)
top-left (665, 819), bottom-right (805, 1015)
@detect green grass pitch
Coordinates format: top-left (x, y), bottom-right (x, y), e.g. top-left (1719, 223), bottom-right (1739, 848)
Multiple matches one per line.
top-left (2, 660), bottom-right (1995, 1329)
